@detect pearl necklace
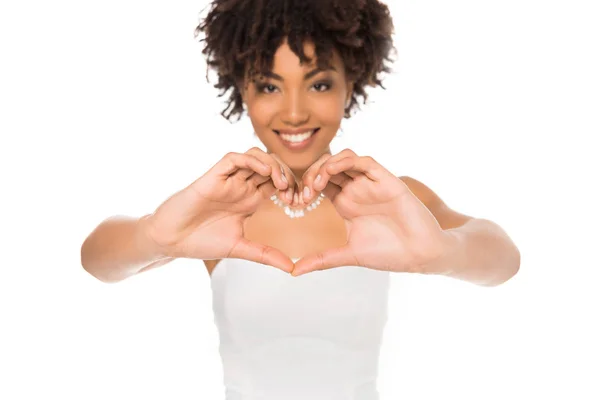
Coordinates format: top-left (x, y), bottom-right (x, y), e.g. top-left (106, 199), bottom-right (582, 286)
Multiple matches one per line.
top-left (270, 192), bottom-right (326, 218)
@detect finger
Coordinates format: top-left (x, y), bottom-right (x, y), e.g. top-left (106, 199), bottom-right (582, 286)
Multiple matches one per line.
top-left (311, 163), bottom-right (355, 194)
top-left (256, 178), bottom-right (278, 199)
top-left (277, 163), bottom-right (294, 204)
top-left (246, 167), bottom-right (294, 205)
top-left (300, 153), bottom-right (332, 204)
top-left (331, 166), bottom-right (361, 179)
top-left (306, 173), bottom-right (351, 206)
top-left (306, 150), bottom-right (364, 194)
top-left (325, 156), bottom-right (381, 182)
top-left (328, 171), bottom-right (354, 188)
top-left (249, 172), bottom-right (273, 190)
top-left (229, 238), bottom-right (294, 274)
top-left (320, 180), bottom-right (342, 201)
top-left (291, 245), bottom-right (357, 276)
top-left (245, 148), bottom-right (289, 191)
top-left (282, 184), bottom-right (295, 206)
top-left (215, 152), bottom-right (271, 178)
top-left (231, 165), bottom-right (259, 180)
top-left (320, 148), bottom-right (358, 165)
top-left (270, 153), bottom-right (297, 205)
top-left (313, 156), bottom-right (374, 192)
top-left (230, 148), bottom-right (270, 181)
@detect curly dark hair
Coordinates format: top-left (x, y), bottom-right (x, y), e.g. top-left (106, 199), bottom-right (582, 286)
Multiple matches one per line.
top-left (194, 0), bottom-right (396, 122)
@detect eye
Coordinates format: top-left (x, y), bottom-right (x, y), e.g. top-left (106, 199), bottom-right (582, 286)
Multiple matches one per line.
top-left (257, 83), bottom-right (278, 94)
top-left (312, 81), bottom-right (332, 92)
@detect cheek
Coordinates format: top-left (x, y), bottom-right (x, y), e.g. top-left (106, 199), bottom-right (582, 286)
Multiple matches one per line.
top-left (312, 97), bottom-right (346, 124)
top-left (248, 98), bottom-right (281, 125)
top-left (247, 104), bottom-right (277, 146)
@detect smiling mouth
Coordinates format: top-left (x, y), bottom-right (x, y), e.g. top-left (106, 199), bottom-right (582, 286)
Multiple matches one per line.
top-left (273, 128), bottom-right (320, 143)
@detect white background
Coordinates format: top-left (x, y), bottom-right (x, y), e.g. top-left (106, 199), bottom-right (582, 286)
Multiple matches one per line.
top-left (1, 0), bottom-right (598, 399)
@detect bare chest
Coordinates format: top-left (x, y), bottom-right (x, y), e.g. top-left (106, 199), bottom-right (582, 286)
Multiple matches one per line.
top-left (205, 199), bottom-right (348, 276)
top-left (244, 200), bottom-right (348, 260)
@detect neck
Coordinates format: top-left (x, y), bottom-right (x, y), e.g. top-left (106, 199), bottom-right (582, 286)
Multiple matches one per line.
top-left (289, 147), bottom-right (332, 184)
top-left (290, 168), bottom-right (308, 183)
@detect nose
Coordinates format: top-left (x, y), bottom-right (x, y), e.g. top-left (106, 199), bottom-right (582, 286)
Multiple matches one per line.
top-left (280, 91), bottom-right (310, 126)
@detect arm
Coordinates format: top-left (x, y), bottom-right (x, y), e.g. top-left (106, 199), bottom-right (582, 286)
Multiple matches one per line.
top-left (400, 176), bottom-right (520, 287)
top-left (80, 214), bottom-right (175, 283)
top-left (432, 218), bottom-right (521, 287)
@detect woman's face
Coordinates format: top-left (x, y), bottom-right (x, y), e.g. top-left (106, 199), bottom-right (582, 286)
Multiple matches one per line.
top-left (240, 39), bottom-right (353, 177)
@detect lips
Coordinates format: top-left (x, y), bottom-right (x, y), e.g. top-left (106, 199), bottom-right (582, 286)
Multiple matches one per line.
top-left (273, 128), bottom-right (320, 136)
top-left (274, 128), bottom-right (320, 151)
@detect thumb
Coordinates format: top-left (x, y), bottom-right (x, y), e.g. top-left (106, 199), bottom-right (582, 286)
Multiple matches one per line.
top-left (229, 238), bottom-right (294, 273)
top-left (291, 245), bottom-right (356, 276)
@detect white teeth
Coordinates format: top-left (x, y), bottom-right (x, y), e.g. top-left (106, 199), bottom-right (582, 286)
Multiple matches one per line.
top-left (280, 130), bottom-right (314, 143)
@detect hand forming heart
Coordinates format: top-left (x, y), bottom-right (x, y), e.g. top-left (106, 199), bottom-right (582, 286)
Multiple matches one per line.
top-left (289, 149), bottom-right (458, 276)
top-left (144, 146), bottom-right (456, 276)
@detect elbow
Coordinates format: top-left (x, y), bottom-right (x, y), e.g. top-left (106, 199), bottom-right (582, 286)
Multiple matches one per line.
top-left (508, 246), bottom-right (521, 281)
top-left (483, 245), bottom-right (521, 287)
top-left (494, 227), bottom-right (521, 286)
top-left (80, 240), bottom-right (122, 284)
top-left (80, 238), bottom-right (94, 277)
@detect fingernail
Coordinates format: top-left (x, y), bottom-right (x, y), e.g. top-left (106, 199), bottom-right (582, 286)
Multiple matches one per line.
top-left (286, 188), bottom-right (293, 202)
top-left (293, 192), bottom-right (299, 206)
top-left (281, 174), bottom-right (288, 183)
top-left (315, 174), bottom-right (321, 183)
top-left (303, 186), bottom-right (310, 200)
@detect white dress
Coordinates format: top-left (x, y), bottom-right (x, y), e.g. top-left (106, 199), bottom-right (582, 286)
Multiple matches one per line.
top-left (210, 257), bottom-right (391, 400)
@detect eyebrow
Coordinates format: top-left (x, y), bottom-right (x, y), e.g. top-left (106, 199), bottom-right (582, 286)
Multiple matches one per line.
top-left (258, 66), bottom-right (337, 81)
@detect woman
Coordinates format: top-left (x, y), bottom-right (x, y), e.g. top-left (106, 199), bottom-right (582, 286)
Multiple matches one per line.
top-left (81, 0), bottom-right (520, 398)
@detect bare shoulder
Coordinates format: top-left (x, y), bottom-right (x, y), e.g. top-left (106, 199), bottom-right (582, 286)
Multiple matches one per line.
top-left (399, 176), bottom-right (442, 208)
top-left (398, 175), bottom-right (473, 230)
